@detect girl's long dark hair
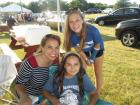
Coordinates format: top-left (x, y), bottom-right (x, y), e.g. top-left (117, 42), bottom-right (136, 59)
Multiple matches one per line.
top-left (53, 52), bottom-right (86, 97)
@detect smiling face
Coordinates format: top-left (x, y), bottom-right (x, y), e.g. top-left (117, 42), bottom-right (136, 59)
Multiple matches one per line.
top-left (68, 13), bottom-right (83, 34)
top-left (64, 55), bottom-right (80, 78)
top-left (41, 38), bottom-right (60, 61)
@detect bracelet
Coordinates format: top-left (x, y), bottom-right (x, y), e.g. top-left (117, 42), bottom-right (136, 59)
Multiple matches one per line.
top-left (94, 47), bottom-right (100, 51)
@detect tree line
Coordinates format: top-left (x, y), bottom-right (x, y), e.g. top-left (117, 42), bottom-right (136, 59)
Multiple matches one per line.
top-left (0, 0), bottom-right (139, 13)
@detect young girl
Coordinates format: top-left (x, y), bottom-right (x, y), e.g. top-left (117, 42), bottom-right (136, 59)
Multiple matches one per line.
top-left (63, 8), bottom-right (104, 94)
top-left (43, 52), bottom-right (98, 105)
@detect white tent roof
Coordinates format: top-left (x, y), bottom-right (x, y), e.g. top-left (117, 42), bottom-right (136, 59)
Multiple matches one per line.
top-left (1, 4), bottom-right (32, 13)
top-left (0, 7), bottom-right (2, 12)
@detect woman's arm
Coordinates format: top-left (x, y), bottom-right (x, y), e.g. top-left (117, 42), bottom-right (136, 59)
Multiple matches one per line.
top-left (16, 84), bottom-right (32, 105)
top-left (43, 91), bottom-right (60, 105)
top-left (15, 59), bottom-right (32, 105)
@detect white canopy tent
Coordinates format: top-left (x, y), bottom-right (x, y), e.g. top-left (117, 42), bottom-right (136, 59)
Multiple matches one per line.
top-left (0, 7), bottom-right (2, 12)
top-left (1, 4), bottom-right (32, 13)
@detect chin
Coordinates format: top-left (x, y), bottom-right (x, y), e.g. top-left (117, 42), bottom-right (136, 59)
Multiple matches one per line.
top-left (75, 29), bottom-right (81, 33)
top-left (49, 57), bottom-right (56, 61)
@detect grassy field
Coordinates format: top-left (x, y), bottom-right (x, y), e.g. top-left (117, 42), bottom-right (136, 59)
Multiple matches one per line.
top-left (0, 14), bottom-right (140, 105)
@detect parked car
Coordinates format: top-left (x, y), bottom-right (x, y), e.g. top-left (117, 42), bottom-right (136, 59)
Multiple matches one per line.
top-left (85, 8), bottom-right (101, 14)
top-left (95, 7), bottom-right (140, 25)
top-left (102, 8), bottom-right (113, 14)
top-left (115, 19), bottom-right (140, 47)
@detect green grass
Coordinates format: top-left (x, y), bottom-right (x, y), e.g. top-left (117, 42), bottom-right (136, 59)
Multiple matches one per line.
top-left (0, 14), bottom-right (140, 105)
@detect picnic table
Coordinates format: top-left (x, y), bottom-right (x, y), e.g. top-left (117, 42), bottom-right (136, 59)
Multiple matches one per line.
top-left (9, 25), bottom-right (51, 60)
top-left (0, 24), bottom-right (9, 32)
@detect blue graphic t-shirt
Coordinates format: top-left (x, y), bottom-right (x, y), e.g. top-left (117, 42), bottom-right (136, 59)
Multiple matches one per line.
top-left (70, 24), bottom-right (104, 52)
top-left (43, 74), bottom-right (95, 105)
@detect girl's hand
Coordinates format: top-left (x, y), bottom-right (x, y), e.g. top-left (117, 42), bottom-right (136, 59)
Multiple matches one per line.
top-left (19, 95), bottom-right (32, 105)
top-left (79, 51), bottom-right (92, 67)
top-left (88, 91), bottom-right (99, 105)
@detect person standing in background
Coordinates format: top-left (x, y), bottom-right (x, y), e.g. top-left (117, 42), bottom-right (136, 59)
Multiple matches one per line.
top-left (7, 16), bottom-right (17, 29)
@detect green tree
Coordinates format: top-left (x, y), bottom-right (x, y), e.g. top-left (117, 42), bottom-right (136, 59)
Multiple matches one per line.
top-left (87, 3), bottom-right (108, 10)
top-left (114, 0), bottom-right (132, 9)
top-left (87, 3), bottom-right (95, 9)
top-left (68, 0), bottom-right (88, 11)
top-left (60, 0), bottom-right (69, 11)
top-left (38, 0), bottom-right (48, 11)
top-left (95, 3), bottom-right (108, 10)
top-left (0, 2), bottom-right (14, 7)
top-left (28, 2), bottom-right (42, 13)
top-left (47, 0), bottom-right (57, 11)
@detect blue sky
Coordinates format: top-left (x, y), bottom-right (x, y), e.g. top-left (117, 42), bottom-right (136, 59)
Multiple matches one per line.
top-left (0, 0), bottom-right (139, 5)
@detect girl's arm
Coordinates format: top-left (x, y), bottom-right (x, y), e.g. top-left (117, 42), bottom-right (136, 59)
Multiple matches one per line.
top-left (89, 43), bottom-right (100, 64)
top-left (43, 91), bottom-right (60, 105)
top-left (74, 47), bottom-right (89, 68)
top-left (88, 91), bottom-right (99, 105)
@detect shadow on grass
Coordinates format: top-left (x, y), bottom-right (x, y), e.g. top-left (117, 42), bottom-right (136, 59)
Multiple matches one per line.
top-left (102, 34), bottom-right (116, 42)
top-left (101, 24), bottom-right (116, 28)
top-left (0, 32), bottom-right (10, 39)
top-left (134, 42), bottom-right (140, 50)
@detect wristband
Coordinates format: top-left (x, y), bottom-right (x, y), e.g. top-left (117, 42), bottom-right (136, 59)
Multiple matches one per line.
top-left (89, 48), bottom-right (99, 63)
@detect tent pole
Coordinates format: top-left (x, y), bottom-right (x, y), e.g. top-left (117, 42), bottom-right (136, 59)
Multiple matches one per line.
top-left (20, 0), bottom-right (23, 13)
top-left (57, 0), bottom-right (60, 32)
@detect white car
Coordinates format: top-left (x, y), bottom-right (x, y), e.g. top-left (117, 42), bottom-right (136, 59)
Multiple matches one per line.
top-left (102, 8), bottom-right (113, 14)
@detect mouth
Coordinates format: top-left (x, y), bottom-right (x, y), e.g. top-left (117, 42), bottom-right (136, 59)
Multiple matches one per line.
top-left (51, 55), bottom-right (57, 58)
top-left (73, 25), bottom-right (80, 32)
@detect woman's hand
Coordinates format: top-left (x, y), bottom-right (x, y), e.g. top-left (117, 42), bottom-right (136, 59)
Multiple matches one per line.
top-left (51, 97), bottom-right (61, 105)
top-left (19, 95), bottom-right (32, 105)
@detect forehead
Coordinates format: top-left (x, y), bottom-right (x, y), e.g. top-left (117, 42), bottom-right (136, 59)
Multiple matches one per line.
top-left (45, 38), bottom-right (59, 46)
top-left (66, 55), bottom-right (79, 62)
top-left (69, 13), bottom-right (82, 20)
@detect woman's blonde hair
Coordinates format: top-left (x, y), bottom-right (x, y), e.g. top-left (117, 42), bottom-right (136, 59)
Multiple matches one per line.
top-left (63, 8), bottom-right (87, 51)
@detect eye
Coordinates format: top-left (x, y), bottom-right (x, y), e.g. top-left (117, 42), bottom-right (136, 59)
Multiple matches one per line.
top-left (74, 63), bottom-right (79, 66)
top-left (66, 63), bottom-right (71, 67)
top-left (76, 19), bottom-right (80, 22)
top-left (69, 21), bottom-right (74, 24)
top-left (47, 46), bottom-right (52, 49)
top-left (55, 46), bottom-right (60, 50)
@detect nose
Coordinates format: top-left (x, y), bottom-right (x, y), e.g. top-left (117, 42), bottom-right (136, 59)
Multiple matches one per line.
top-left (73, 22), bottom-right (77, 27)
top-left (70, 65), bottom-right (75, 71)
top-left (52, 48), bottom-right (59, 55)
